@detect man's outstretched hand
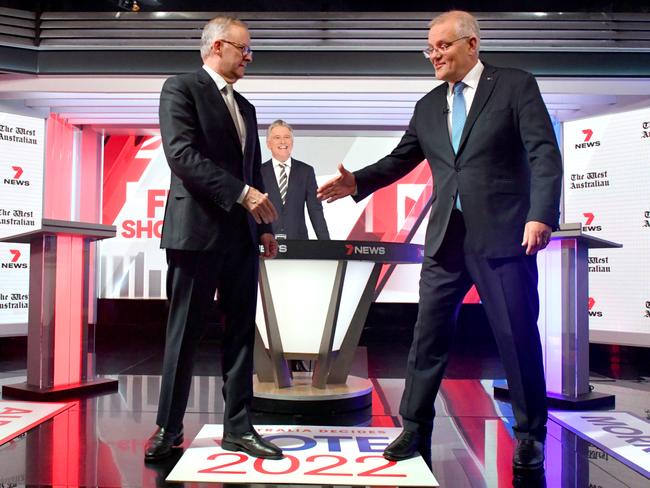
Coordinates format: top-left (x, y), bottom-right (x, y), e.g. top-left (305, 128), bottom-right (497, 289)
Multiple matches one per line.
top-left (317, 163), bottom-right (356, 203)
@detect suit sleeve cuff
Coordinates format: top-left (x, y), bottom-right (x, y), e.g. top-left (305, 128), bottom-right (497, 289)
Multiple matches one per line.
top-left (237, 184), bottom-right (250, 204)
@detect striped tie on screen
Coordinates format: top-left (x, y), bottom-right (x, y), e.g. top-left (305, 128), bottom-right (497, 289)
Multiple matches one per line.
top-left (279, 163), bottom-right (288, 204)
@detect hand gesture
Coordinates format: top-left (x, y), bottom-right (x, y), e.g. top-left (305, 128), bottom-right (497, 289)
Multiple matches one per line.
top-left (242, 187), bottom-right (278, 224)
top-left (317, 163), bottom-right (356, 203)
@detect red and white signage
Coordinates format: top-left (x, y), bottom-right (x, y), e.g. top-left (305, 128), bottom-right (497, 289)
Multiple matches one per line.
top-left (166, 424), bottom-right (438, 486)
top-left (563, 107), bottom-right (650, 346)
top-left (0, 112), bottom-right (45, 336)
top-left (0, 401), bottom-right (71, 446)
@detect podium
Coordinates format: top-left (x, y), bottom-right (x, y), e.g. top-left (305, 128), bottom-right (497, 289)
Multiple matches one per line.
top-left (495, 224), bottom-right (621, 409)
top-left (1, 219), bottom-right (118, 401)
top-left (253, 240), bottom-right (423, 413)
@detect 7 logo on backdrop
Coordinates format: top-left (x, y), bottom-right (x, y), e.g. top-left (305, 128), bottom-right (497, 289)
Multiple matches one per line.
top-left (3, 165), bottom-right (29, 186)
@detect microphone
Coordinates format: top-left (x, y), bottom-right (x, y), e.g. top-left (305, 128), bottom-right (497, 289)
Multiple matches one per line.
top-left (443, 106), bottom-right (450, 114)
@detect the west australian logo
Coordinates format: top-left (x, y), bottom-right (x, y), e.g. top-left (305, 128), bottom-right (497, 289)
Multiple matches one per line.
top-left (644, 211), bottom-right (650, 229)
top-left (645, 301), bottom-right (650, 319)
top-left (582, 212), bottom-right (602, 232)
top-left (588, 256), bottom-right (610, 273)
top-left (575, 128), bottom-right (601, 149)
top-left (3, 165), bottom-right (29, 187)
top-left (569, 171), bottom-right (609, 190)
top-left (643, 121), bottom-right (650, 139)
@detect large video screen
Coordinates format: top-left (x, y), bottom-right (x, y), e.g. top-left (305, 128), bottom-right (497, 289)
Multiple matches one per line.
top-left (98, 133), bottom-right (432, 303)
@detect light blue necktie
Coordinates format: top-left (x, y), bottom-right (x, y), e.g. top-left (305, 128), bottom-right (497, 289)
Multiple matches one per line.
top-left (451, 81), bottom-right (466, 210)
top-left (451, 81), bottom-right (467, 153)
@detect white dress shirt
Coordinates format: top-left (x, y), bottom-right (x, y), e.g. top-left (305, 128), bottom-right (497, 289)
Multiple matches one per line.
top-left (202, 64), bottom-right (249, 203)
top-left (445, 60), bottom-right (484, 138)
top-left (271, 157), bottom-right (292, 186)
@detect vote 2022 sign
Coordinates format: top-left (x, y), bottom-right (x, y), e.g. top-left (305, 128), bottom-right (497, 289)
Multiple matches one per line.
top-left (167, 425), bottom-right (438, 486)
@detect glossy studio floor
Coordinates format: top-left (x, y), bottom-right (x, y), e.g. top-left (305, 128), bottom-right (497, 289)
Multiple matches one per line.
top-left (1, 302), bottom-right (649, 487)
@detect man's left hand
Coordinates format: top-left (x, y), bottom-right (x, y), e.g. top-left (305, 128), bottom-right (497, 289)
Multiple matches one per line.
top-left (522, 221), bottom-right (552, 255)
top-left (260, 233), bottom-right (278, 258)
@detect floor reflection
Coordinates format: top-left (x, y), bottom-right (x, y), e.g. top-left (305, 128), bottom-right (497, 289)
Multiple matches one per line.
top-left (0, 375), bottom-right (648, 487)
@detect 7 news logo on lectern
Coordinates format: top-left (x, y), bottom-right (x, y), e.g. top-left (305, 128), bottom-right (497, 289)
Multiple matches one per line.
top-left (1, 249), bottom-right (26, 269)
top-left (345, 244), bottom-right (386, 256)
top-left (3, 165), bottom-right (29, 186)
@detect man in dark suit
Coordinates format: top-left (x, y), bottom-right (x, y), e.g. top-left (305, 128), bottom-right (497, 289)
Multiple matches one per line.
top-left (261, 120), bottom-right (330, 240)
top-left (318, 10), bottom-right (562, 472)
top-left (145, 16), bottom-right (283, 463)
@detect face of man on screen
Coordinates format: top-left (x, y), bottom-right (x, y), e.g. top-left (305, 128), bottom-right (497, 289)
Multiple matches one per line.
top-left (267, 125), bottom-right (294, 163)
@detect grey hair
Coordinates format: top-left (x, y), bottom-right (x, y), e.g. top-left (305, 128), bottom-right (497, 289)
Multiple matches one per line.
top-left (266, 119), bottom-right (294, 138)
top-left (200, 16), bottom-right (247, 60)
top-left (429, 10), bottom-right (481, 52)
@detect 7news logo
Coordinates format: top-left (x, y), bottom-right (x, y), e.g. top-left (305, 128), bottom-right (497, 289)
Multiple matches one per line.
top-left (588, 297), bottom-right (603, 318)
top-left (3, 165), bottom-right (29, 186)
top-left (575, 129), bottom-right (601, 149)
top-left (582, 212), bottom-right (602, 232)
top-left (345, 244), bottom-right (386, 256)
top-left (1, 249), bottom-right (27, 269)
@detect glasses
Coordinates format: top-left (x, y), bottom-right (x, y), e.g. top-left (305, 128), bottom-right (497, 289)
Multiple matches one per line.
top-left (422, 36), bottom-right (470, 59)
top-left (220, 39), bottom-right (253, 57)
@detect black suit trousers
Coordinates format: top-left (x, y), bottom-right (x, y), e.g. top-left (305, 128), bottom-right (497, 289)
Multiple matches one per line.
top-left (400, 210), bottom-right (548, 442)
top-left (156, 240), bottom-right (258, 435)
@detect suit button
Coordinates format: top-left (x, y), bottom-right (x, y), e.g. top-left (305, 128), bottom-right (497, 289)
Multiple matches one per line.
top-left (455, 167), bottom-right (461, 173)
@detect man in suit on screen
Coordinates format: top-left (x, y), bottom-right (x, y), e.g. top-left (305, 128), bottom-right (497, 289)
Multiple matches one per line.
top-left (261, 119), bottom-right (330, 241)
top-left (145, 16), bottom-right (283, 463)
top-left (318, 10), bottom-right (562, 472)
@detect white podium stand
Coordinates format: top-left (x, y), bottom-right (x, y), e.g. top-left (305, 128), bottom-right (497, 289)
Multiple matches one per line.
top-left (253, 240), bottom-right (423, 413)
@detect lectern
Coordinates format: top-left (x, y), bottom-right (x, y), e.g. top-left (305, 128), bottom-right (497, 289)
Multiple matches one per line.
top-left (253, 240), bottom-right (423, 413)
top-left (1, 219), bottom-right (117, 400)
top-left (495, 224), bottom-right (621, 409)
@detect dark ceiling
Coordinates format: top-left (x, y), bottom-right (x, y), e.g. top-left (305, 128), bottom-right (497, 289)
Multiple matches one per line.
top-left (0, 0), bottom-right (648, 13)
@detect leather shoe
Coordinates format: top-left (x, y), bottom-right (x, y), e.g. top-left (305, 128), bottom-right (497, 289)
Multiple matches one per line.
top-left (144, 427), bottom-right (184, 463)
top-left (513, 439), bottom-right (545, 471)
top-left (383, 430), bottom-right (422, 461)
top-left (221, 430), bottom-right (283, 459)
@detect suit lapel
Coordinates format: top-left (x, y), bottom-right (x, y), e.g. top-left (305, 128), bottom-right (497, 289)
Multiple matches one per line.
top-left (196, 69), bottom-right (242, 151)
top-left (456, 63), bottom-right (497, 157)
top-left (430, 86), bottom-right (456, 162)
top-left (263, 162), bottom-right (283, 208)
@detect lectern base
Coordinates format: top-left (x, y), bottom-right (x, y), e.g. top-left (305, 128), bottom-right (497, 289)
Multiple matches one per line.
top-left (493, 381), bottom-right (615, 410)
top-left (2, 377), bottom-right (118, 401)
top-left (252, 373), bottom-right (372, 415)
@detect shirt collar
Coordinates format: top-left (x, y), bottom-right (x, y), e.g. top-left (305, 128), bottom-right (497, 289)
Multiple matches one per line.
top-left (272, 157), bottom-right (292, 168)
top-left (447, 59), bottom-right (484, 95)
top-left (202, 64), bottom-right (229, 92)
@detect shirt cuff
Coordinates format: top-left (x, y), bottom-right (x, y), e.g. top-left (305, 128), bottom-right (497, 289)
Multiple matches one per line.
top-left (237, 184), bottom-right (250, 204)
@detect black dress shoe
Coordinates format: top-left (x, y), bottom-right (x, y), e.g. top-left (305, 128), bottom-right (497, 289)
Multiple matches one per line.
top-left (144, 427), bottom-right (184, 463)
top-left (383, 430), bottom-right (422, 461)
top-left (221, 430), bottom-right (283, 459)
top-left (513, 439), bottom-right (545, 471)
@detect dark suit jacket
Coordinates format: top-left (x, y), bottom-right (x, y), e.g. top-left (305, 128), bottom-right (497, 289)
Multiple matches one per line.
top-left (261, 158), bottom-right (330, 240)
top-left (354, 63), bottom-right (562, 258)
top-left (158, 68), bottom-right (271, 251)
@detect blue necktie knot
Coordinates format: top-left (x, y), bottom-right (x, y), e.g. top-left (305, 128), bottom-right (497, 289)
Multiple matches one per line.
top-left (453, 81), bottom-right (466, 96)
